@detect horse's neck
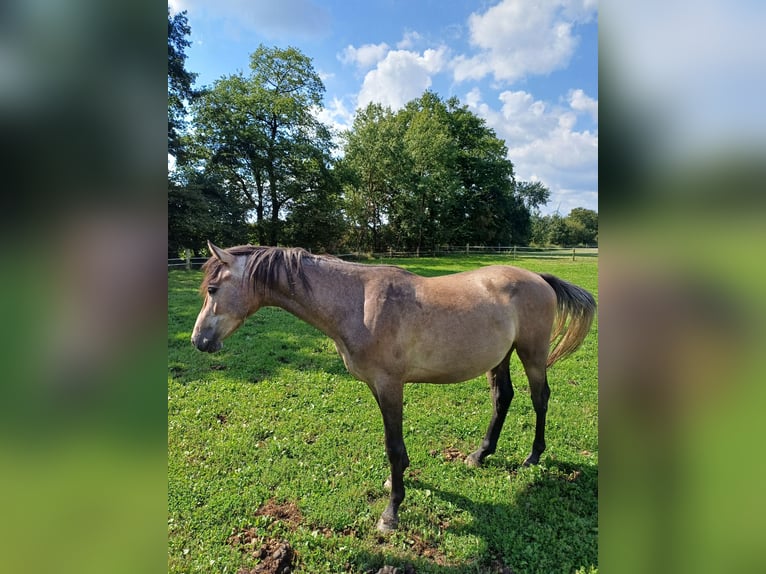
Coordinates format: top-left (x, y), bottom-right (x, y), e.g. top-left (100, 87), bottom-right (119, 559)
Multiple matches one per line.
top-left (261, 259), bottom-right (361, 343)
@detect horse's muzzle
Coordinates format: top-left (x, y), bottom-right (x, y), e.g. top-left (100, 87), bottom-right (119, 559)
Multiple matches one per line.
top-left (191, 332), bottom-right (222, 353)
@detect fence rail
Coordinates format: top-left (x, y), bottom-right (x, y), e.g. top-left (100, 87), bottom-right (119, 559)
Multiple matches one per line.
top-left (169, 245), bottom-right (597, 269)
top-left (359, 245), bottom-right (599, 260)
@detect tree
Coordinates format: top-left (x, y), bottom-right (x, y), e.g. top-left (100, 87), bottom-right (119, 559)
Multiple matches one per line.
top-left (443, 97), bottom-right (521, 246)
top-left (515, 181), bottom-right (550, 213)
top-left (339, 103), bottom-right (404, 252)
top-left (168, 9), bottom-right (197, 164)
top-left (567, 207), bottom-right (598, 245)
top-left (396, 92), bottom-right (459, 253)
top-left (168, 168), bottom-right (251, 257)
top-left (340, 92), bottom-right (529, 252)
top-left (191, 45), bottom-right (332, 245)
top-left (530, 208), bottom-right (598, 247)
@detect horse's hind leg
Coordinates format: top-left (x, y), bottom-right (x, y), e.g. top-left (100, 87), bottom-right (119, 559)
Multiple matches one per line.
top-left (517, 344), bottom-right (551, 466)
top-left (466, 350), bottom-right (514, 467)
top-left (373, 379), bottom-right (410, 532)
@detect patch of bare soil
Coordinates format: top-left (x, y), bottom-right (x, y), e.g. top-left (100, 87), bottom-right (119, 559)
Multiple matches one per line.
top-left (254, 499), bottom-right (303, 526)
top-left (439, 446), bottom-right (465, 462)
top-left (407, 534), bottom-right (449, 565)
top-left (235, 538), bottom-right (293, 574)
top-left (227, 500), bottom-right (302, 574)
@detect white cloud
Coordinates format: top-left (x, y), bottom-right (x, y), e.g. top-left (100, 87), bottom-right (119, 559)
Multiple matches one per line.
top-left (568, 89), bottom-right (598, 123)
top-left (313, 97), bottom-right (353, 134)
top-left (396, 31), bottom-right (422, 50)
top-left (453, 0), bottom-right (596, 84)
top-left (312, 97), bottom-right (355, 155)
top-left (466, 88), bottom-right (598, 214)
top-left (465, 87), bottom-right (482, 108)
top-left (338, 42), bottom-right (390, 69)
top-left (168, 0), bottom-right (185, 15)
top-left (356, 47), bottom-right (448, 110)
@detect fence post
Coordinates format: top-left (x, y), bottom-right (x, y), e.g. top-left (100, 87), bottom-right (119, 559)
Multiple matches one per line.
top-left (572, 248), bottom-right (576, 261)
top-left (466, 244), bottom-right (469, 255)
top-left (513, 245), bottom-right (517, 260)
top-left (185, 249), bottom-right (191, 271)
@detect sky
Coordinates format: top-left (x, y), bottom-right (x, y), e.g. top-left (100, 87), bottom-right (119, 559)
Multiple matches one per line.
top-left (169, 0), bottom-right (598, 216)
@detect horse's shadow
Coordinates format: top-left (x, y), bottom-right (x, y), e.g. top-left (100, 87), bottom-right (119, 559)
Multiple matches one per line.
top-left (352, 459), bottom-right (598, 574)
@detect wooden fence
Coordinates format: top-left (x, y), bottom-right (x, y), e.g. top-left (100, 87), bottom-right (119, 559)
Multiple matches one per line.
top-left (169, 245), bottom-right (597, 269)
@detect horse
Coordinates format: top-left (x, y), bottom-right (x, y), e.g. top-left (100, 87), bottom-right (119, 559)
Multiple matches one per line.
top-left (191, 241), bottom-right (596, 532)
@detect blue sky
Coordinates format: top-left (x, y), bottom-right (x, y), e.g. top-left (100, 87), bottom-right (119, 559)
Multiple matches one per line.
top-left (169, 0), bottom-right (598, 216)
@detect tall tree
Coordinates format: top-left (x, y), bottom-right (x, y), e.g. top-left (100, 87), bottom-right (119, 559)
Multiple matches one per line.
top-left (340, 92), bottom-right (528, 251)
top-left (339, 103), bottom-right (404, 252)
top-left (167, 9), bottom-right (197, 164)
top-left (192, 45), bottom-right (331, 245)
top-left (396, 92), bottom-right (458, 253)
top-left (444, 97), bottom-right (520, 245)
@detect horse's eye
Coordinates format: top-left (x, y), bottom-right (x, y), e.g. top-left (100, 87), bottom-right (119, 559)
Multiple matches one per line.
top-left (207, 285), bottom-right (218, 295)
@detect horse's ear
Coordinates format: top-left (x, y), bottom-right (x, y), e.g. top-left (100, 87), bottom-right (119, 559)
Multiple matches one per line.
top-left (208, 241), bottom-right (235, 265)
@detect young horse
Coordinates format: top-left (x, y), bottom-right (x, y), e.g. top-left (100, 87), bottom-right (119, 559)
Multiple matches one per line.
top-left (192, 242), bottom-right (596, 532)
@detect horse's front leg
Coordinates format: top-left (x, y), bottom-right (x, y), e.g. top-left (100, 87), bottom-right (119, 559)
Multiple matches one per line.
top-left (372, 379), bottom-right (409, 532)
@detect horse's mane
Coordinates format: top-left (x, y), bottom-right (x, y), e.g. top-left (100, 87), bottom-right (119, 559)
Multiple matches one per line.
top-left (200, 245), bottom-right (328, 296)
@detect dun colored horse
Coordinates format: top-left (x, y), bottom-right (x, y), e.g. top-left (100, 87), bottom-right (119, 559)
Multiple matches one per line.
top-left (192, 242), bottom-right (596, 531)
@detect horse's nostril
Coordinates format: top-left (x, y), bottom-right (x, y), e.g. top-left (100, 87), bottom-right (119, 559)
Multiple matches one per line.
top-left (191, 333), bottom-right (221, 353)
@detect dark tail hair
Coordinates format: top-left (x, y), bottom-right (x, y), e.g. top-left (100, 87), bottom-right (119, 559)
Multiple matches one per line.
top-left (539, 273), bottom-right (597, 368)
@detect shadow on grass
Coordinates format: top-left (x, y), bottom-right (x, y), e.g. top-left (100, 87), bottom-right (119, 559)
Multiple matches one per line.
top-left (350, 460), bottom-right (598, 574)
top-left (169, 307), bottom-right (348, 384)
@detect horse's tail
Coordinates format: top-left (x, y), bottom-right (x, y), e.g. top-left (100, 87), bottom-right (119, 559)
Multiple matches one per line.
top-left (538, 273), bottom-right (597, 368)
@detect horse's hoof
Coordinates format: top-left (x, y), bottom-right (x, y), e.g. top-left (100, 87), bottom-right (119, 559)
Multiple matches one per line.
top-left (376, 516), bottom-right (398, 532)
top-left (523, 454), bottom-right (539, 466)
top-left (465, 453), bottom-right (482, 468)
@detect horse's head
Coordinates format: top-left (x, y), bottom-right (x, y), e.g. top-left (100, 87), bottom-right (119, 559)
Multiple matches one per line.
top-left (191, 241), bottom-right (251, 353)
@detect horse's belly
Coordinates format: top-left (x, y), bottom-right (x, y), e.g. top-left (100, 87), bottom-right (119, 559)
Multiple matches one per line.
top-left (405, 343), bottom-right (510, 384)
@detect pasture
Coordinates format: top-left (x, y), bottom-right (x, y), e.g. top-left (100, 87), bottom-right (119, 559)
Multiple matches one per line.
top-left (168, 255), bottom-right (598, 573)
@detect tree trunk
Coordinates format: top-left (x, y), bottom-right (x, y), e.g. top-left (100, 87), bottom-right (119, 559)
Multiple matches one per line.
top-left (252, 170), bottom-right (266, 245)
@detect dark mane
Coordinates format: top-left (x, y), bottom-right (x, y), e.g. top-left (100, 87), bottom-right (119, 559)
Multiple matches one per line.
top-left (200, 245), bottom-right (319, 296)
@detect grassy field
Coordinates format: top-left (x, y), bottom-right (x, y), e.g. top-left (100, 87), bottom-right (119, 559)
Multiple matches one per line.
top-left (168, 255), bottom-right (598, 574)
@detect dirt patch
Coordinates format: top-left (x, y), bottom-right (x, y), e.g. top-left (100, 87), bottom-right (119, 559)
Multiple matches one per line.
top-left (406, 533), bottom-right (449, 565)
top-left (227, 500), bottom-right (302, 573)
top-left (236, 538), bottom-right (293, 574)
top-left (439, 447), bottom-right (465, 462)
top-left (228, 529), bottom-right (294, 574)
top-left (227, 526), bottom-right (259, 548)
top-left (254, 499), bottom-right (303, 526)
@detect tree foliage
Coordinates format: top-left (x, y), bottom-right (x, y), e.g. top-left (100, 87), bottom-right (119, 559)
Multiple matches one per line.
top-left (190, 45), bottom-right (334, 246)
top-left (530, 208), bottom-right (598, 247)
top-left (167, 9), bottom-right (197, 163)
top-left (339, 92), bottom-right (533, 252)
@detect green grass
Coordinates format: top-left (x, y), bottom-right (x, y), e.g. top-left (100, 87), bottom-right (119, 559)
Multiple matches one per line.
top-left (168, 255), bottom-right (598, 573)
